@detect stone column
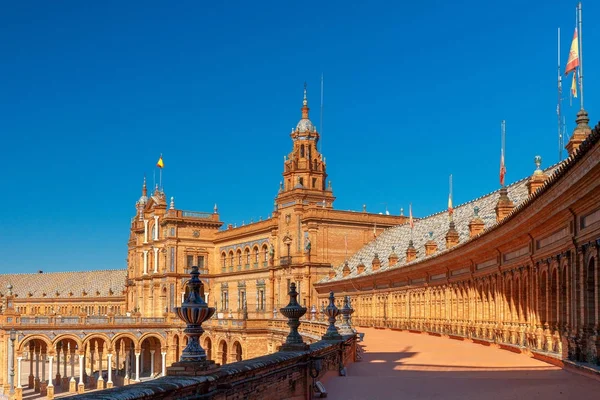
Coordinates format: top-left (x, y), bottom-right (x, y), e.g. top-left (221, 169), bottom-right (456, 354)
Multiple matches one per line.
top-left (47, 355), bottom-right (54, 399)
top-left (69, 348), bottom-right (76, 393)
top-left (55, 345), bottom-right (61, 386)
top-left (97, 348), bottom-right (104, 389)
top-left (143, 250), bottom-right (149, 275)
top-left (150, 350), bottom-right (155, 377)
top-left (78, 352), bottom-right (85, 394)
top-left (135, 352), bottom-right (141, 382)
top-left (144, 219), bottom-right (149, 243)
top-left (124, 349), bottom-right (130, 385)
top-left (15, 356), bottom-right (22, 400)
top-left (161, 352), bottom-right (166, 377)
top-left (41, 350), bottom-right (46, 388)
top-left (153, 247), bottom-right (159, 274)
top-left (153, 215), bottom-right (159, 240)
top-left (62, 345), bottom-right (68, 388)
top-left (107, 353), bottom-right (113, 388)
top-left (28, 346), bottom-right (34, 389)
top-left (34, 346), bottom-right (40, 392)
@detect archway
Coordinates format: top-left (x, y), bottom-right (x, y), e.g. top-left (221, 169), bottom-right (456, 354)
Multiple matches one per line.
top-left (586, 258), bottom-right (596, 329)
top-left (18, 336), bottom-right (51, 393)
top-left (113, 336), bottom-right (136, 385)
top-left (139, 335), bottom-right (164, 380)
top-left (219, 340), bottom-right (228, 366)
top-left (82, 335), bottom-right (111, 389)
top-left (233, 341), bottom-right (242, 362)
top-left (203, 337), bottom-right (212, 361)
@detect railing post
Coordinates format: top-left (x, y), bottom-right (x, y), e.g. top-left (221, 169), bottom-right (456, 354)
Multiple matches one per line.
top-left (279, 283), bottom-right (309, 351)
top-left (168, 265), bottom-right (218, 375)
top-left (339, 296), bottom-right (355, 335)
top-left (322, 292), bottom-right (342, 341)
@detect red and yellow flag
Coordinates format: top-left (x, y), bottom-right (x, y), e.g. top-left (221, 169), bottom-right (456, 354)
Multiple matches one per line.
top-left (447, 194), bottom-right (453, 216)
top-left (565, 28), bottom-right (579, 75)
top-left (156, 155), bottom-right (164, 169)
top-left (409, 204), bottom-right (414, 229)
top-left (571, 72), bottom-right (578, 98)
top-left (499, 149), bottom-right (506, 187)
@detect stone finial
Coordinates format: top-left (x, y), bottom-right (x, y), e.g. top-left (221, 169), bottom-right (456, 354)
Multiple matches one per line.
top-left (356, 259), bottom-right (366, 274)
top-left (527, 156), bottom-right (547, 195)
top-left (388, 246), bottom-right (399, 266)
top-left (468, 206), bottom-right (485, 237)
top-left (406, 240), bottom-right (417, 262)
top-left (169, 197), bottom-right (175, 210)
top-left (362, 204), bottom-right (366, 212)
top-left (400, 207), bottom-right (404, 216)
top-left (279, 283), bottom-right (309, 351)
top-left (322, 291), bottom-right (342, 341)
top-left (425, 232), bottom-right (437, 256)
top-left (339, 296), bottom-right (355, 335)
top-left (279, 181), bottom-right (283, 192)
top-left (328, 268), bottom-right (336, 279)
top-left (173, 266), bottom-right (216, 365)
top-left (342, 261), bottom-right (351, 277)
top-left (213, 203), bottom-right (218, 214)
top-left (445, 221), bottom-right (460, 249)
top-left (372, 253), bottom-right (381, 271)
top-left (566, 109), bottom-right (592, 155)
top-left (495, 187), bottom-right (514, 222)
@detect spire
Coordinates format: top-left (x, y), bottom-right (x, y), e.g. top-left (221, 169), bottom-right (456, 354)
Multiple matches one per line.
top-left (142, 176), bottom-right (147, 197)
top-left (301, 82), bottom-right (309, 119)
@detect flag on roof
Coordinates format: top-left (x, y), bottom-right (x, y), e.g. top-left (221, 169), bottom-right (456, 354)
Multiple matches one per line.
top-left (409, 203), bottom-right (414, 229)
top-left (565, 28), bottom-right (579, 75)
top-left (571, 72), bottom-right (578, 98)
top-left (500, 149), bottom-right (506, 187)
top-left (156, 155), bottom-right (164, 169)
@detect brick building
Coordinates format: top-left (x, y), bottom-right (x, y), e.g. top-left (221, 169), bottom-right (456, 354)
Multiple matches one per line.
top-left (0, 87), bottom-right (406, 399)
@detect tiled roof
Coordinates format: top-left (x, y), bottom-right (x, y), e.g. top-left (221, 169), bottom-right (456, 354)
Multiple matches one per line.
top-left (321, 165), bottom-right (562, 283)
top-left (0, 269), bottom-right (127, 299)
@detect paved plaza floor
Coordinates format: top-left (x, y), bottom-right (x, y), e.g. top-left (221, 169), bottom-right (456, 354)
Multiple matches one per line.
top-left (322, 327), bottom-right (600, 400)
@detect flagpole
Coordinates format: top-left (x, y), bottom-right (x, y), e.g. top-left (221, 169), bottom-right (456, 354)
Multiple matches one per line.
top-left (501, 120), bottom-right (506, 187)
top-left (557, 27), bottom-right (563, 161)
top-left (319, 73), bottom-right (324, 153)
top-left (577, 2), bottom-right (584, 110)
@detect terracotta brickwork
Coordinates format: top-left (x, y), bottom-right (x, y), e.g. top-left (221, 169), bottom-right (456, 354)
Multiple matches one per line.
top-left (315, 122), bottom-right (600, 366)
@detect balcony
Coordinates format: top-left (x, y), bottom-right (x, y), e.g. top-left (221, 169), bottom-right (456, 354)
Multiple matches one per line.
top-left (279, 256), bottom-right (292, 266)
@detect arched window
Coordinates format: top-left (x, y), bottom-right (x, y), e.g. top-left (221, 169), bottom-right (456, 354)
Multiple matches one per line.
top-left (244, 248), bottom-right (250, 266)
top-left (262, 245), bottom-right (268, 263)
top-left (237, 250), bottom-right (242, 267)
top-left (253, 247), bottom-right (259, 263)
top-left (228, 251), bottom-right (234, 267)
top-left (221, 253), bottom-right (226, 268)
top-left (300, 145), bottom-right (305, 158)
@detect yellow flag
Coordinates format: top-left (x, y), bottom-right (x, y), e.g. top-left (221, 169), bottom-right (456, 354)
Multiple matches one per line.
top-left (571, 73), bottom-right (578, 98)
top-left (156, 155), bottom-right (164, 169)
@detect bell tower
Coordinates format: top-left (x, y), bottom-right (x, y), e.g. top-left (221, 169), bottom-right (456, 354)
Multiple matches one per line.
top-left (276, 83), bottom-right (335, 207)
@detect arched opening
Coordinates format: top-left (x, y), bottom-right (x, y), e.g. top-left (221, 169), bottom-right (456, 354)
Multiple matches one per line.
top-left (219, 341), bottom-right (228, 365)
top-left (19, 337), bottom-right (50, 392)
top-left (560, 265), bottom-right (568, 328)
top-left (204, 337), bottom-right (212, 361)
top-left (586, 258), bottom-right (596, 329)
top-left (233, 341), bottom-right (242, 362)
top-left (550, 268), bottom-right (558, 328)
top-left (236, 249), bottom-right (242, 268)
top-left (139, 336), bottom-right (163, 380)
top-left (253, 246), bottom-right (259, 265)
top-left (514, 277), bottom-right (521, 321)
top-left (244, 248), bottom-right (250, 267)
top-left (173, 335), bottom-right (180, 362)
top-left (540, 271), bottom-right (548, 325)
top-left (221, 253), bottom-right (226, 268)
top-left (523, 275), bottom-right (529, 322)
top-left (228, 251), bottom-right (234, 268)
top-left (300, 144), bottom-right (305, 158)
top-left (262, 244), bottom-right (269, 265)
top-left (113, 336), bottom-right (136, 385)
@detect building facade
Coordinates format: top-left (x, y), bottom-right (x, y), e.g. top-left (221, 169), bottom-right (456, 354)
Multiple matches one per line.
top-left (0, 87), bottom-right (405, 399)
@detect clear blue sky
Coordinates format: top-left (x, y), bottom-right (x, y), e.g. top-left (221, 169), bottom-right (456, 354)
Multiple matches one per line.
top-left (1, 0), bottom-right (598, 273)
